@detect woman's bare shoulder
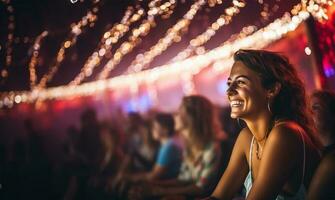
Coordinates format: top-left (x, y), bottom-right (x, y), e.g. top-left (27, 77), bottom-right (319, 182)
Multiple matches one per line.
top-left (235, 127), bottom-right (253, 153)
top-left (273, 120), bottom-right (301, 131)
top-left (271, 121), bottom-right (318, 152)
top-left (238, 127), bottom-right (253, 142)
top-left (263, 121), bottom-right (307, 165)
top-left (268, 121), bottom-right (302, 143)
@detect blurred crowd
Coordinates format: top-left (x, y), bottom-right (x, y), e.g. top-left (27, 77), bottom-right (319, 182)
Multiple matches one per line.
top-left (0, 90), bottom-right (334, 200)
top-left (0, 95), bottom-right (240, 200)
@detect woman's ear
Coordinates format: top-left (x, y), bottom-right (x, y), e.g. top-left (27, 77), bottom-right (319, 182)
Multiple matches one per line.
top-left (267, 82), bottom-right (281, 98)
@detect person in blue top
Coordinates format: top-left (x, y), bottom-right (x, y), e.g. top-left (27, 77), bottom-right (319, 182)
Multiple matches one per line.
top-left (125, 112), bottom-right (182, 181)
top-left (154, 113), bottom-right (183, 179)
top-left (205, 49), bottom-right (320, 200)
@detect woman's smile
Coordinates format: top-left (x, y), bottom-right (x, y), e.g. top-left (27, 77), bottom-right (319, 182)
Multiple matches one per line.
top-left (226, 61), bottom-right (269, 119)
top-left (230, 100), bottom-right (244, 107)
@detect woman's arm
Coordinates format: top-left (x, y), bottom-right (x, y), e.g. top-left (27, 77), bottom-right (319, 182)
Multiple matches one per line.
top-left (132, 150), bottom-right (156, 169)
top-left (148, 178), bottom-right (188, 187)
top-left (307, 152), bottom-right (335, 200)
top-left (129, 164), bottom-right (167, 182)
top-left (211, 128), bottom-right (250, 199)
top-left (247, 124), bottom-right (302, 200)
top-left (151, 183), bottom-right (205, 197)
top-left (128, 179), bottom-right (191, 199)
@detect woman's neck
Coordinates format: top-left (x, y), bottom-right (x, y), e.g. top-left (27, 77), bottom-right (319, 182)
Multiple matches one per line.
top-left (160, 136), bottom-right (170, 144)
top-left (244, 111), bottom-right (273, 146)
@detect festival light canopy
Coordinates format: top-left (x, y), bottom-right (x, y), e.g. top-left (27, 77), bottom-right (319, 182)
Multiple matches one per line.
top-left (0, 0), bottom-right (333, 109)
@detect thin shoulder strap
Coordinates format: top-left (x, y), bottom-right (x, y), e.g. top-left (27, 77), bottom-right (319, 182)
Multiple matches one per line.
top-left (298, 128), bottom-right (306, 184)
top-left (275, 121), bottom-right (306, 184)
top-left (249, 136), bottom-right (255, 170)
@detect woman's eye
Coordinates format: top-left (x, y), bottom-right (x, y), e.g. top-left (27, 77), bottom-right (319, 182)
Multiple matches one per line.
top-left (237, 80), bottom-right (245, 85)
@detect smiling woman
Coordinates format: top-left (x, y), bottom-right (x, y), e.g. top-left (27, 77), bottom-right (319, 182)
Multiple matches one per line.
top-left (204, 49), bottom-right (321, 200)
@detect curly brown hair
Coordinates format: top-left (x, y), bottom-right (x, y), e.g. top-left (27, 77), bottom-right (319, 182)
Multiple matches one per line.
top-left (233, 49), bottom-right (318, 146)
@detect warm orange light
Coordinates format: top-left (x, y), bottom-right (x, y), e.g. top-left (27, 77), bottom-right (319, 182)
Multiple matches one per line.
top-left (64, 41), bottom-right (71, 48)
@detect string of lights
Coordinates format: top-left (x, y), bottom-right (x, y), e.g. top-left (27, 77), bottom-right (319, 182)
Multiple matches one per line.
top-left (180, 0), bottom-right (282, 96)
top-left (216, 25), bottom-right (257, 48)
top-left (179, 26), bottom-right (259, 95)
top-left (69, 5), bottom-right (145, 86)
top-left (1, 0), bottom-right (15, 80)
top-left (208, 0), bottom-right (223, 7)
top-left (211, 14), bottom-right (310, 72)
top-left (170, 0), bottom-right (283, 63)
top-left (35, 0), bottom-right (101, 90)
top-left (12, 36), bottom-right (34, 45)
top-left (227, 0), bottom-right (283, 42)
top-left (97, 0), bottom-right (177, 80)
top-left (168, 0), bottom-right (246, 63)
top-left (28, 31), bottom-right (49, 89)
top-left (1, 0), bottom-right (334, 109)
top-left (125, 0), bottom-right (207, 75)
top-left (0, 7), bottom-right (311, 108)
top-left (306, 0), bottom-right (334, 22)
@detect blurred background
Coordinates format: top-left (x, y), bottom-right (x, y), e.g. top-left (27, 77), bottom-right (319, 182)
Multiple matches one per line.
top-left (0, 0), bottom-right (334, 199)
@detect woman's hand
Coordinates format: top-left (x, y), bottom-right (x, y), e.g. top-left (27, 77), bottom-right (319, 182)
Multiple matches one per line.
top-left (128, 184), bottom-right (152, 200)
top-left (200, 196), bottom-right (221, 200)
top-left (128, 183), bottom-right (164, 199)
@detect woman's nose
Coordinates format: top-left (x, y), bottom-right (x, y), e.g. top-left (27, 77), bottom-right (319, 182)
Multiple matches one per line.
top-left (226, 83), bottom-right (237, 96)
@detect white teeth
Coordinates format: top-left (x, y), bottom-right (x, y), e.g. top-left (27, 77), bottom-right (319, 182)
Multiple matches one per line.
top-left (230, 100), bottom-right (244, 107)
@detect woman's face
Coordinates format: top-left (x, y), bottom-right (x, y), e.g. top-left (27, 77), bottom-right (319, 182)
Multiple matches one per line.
top-left (311, 96), bottom-right (330, 132)
top-left (226, 61), bottom-right (269, 119)
top-left (174, 105), bottom-right (189, 137)
top-left (152, 121), bottom-right (163, 141)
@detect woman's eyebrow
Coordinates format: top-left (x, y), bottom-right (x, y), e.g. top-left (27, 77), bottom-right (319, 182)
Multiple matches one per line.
top-left (228, 75), bottom-right (251, 81)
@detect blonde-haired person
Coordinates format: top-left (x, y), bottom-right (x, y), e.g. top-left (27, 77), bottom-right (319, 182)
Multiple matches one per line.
top-left (129, 95), bottom-right (222, 200)
top-left (176, 95), bottom-right (222, 195)
top-left (205, 49), bottom-right (320, 200)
